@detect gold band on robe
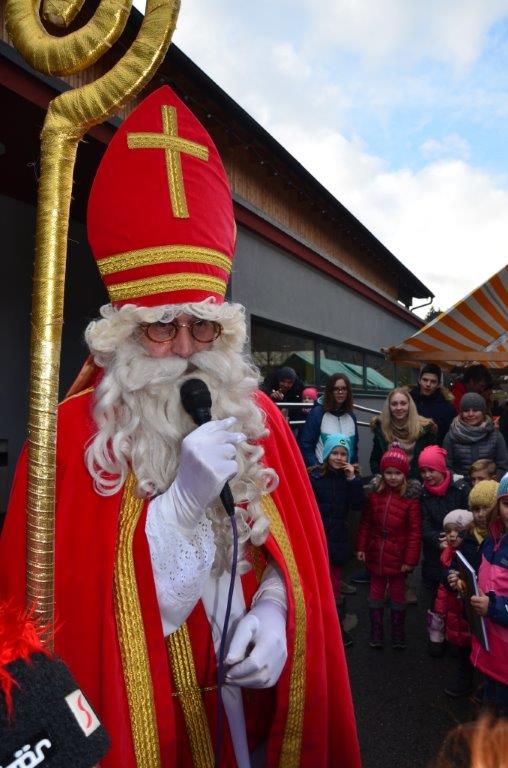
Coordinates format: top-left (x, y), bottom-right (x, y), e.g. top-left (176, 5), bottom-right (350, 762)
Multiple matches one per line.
top-left (262, 495), bottom-right (307, 768)
top-left (114, 473), bottom-right (161, 768)
top-left (166, 625), bottom-right (214, 767)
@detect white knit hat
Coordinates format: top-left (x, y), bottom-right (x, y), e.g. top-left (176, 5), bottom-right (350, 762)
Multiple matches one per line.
top-left (442, 509), bottom-right (473, 530)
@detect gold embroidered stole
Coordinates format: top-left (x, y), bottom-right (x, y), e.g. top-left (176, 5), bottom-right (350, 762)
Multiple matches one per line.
top-left (261, 495), bottom-right (307, 768)
top-left (166, 626), bottom-right (215, 767)
top-left (113, 478), bottom-right (306, 768)
top-left (113, 473), bottom-right (161, 768)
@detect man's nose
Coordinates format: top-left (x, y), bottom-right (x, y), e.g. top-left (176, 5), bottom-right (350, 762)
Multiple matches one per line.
top-left (171, 326), bottom-right (194, 358)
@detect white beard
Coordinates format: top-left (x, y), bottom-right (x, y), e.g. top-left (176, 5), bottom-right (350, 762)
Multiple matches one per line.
top-left (85, 337), bottom-right (278, 573)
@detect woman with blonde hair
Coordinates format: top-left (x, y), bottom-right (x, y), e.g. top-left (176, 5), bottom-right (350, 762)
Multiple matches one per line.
top-left (370, 387), bottom-right (437, 479)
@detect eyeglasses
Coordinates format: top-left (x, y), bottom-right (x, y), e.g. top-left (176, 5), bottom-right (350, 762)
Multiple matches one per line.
top-left (333, 386), bottom-right (348, 393)
top-left (141, 319), bottom-right (223, 344)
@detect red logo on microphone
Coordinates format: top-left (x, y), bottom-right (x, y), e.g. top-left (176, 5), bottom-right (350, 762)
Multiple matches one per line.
top-left (65, 689), bottom-right (100, 736)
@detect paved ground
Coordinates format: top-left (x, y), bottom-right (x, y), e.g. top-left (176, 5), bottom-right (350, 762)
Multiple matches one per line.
top-left (342, 565), bottom-right (478, 768)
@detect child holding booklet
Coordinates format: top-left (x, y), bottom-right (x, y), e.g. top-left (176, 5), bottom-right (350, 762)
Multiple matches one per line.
top-left (434, 509), bottom-right (474, 698)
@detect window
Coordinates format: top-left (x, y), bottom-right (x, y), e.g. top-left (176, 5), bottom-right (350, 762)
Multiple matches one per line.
top-left (250, 321), bottom-right (316, 384)
top-left (317, 342), bottom-right (364, 388)
top-left (251, 317), bottom-right (409, 392)
top-left (395, 364), bottom-right (418, 388)
top-left (364, 353), bottom-right (395, 391)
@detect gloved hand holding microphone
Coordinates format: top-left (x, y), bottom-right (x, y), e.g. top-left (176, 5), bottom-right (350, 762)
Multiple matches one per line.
top-left (164, 416), bottom-right (246, 531)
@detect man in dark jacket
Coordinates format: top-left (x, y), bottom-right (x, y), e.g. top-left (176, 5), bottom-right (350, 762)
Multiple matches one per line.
top-left (261, 366), bottom-right (304, 404)
top-left (410, 363), bottom-right (456, 445)
top-left (260, 366), bottom-right (305, 431)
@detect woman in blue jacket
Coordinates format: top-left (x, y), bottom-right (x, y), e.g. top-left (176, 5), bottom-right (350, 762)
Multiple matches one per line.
top-left (299, 373), bottom-right (359, 467)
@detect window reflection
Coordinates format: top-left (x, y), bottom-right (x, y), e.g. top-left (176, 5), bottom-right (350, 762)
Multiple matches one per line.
top-left (251, 317), bottom-right (404, 392)
top-left (251, 321), bottom-right (316, 384)
top-left (318, 343), bottom-right (364, 388)
top-left (395, 364), bottom-right (418, 388)
top-left (364, 353), bottom-right (395, 389)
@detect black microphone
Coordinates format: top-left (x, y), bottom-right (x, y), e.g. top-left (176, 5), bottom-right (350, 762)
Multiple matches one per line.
top-left (180, 378), bottom-right (236, 517)
top-left (0, 607), bottom-right (110, 768)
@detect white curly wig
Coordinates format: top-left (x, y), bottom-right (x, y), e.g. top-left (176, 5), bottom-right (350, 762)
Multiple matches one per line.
top-left (84, 298), bottom-right (278, 574)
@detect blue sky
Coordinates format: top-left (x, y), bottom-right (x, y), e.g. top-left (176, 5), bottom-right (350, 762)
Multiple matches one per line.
top-left (135, 0), bottom-right (508, 314)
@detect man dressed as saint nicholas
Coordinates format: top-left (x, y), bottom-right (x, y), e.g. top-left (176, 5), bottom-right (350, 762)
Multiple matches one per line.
top-left (0, 86), bottom-right (361, 768)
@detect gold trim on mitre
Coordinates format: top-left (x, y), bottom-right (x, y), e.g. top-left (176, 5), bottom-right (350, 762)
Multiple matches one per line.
top-left (261, 494), bottom-right (306, 768)
top-left (127, 104), bottom-right (210, 219)
top-left (97, 244), bottom-right (232, 277)
top-left (114, 472), bottom-right (161, 768)
top-left (108, 273), bottom-right (227, 302)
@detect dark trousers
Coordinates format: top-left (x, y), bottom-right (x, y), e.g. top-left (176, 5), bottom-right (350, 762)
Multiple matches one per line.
top-left (484, 674), bottom-right (508, 717)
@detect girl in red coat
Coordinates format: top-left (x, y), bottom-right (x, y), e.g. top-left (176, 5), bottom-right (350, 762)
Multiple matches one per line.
top-left (434, 509), bottom-right (475, 697)
top-left (357, 444), bottom-right (422, 649)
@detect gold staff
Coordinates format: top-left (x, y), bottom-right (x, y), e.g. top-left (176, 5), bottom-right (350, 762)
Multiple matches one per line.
top-left (5, 0), bottom-right (180, 636)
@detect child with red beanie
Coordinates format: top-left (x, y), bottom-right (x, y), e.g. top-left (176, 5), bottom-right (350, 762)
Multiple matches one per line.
top-left (418, 445), bottom-right (470, 657)
top-left (356, 444), bottom-right (421, 650)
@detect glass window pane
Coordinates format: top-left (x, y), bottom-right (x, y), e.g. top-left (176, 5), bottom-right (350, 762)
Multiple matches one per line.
top-left (318, 343), bottom-right (364, 388)
top-left (364, 353), bottom-right (395, 390)
top-left (250, 320), bottom-right (316, 384)
top-left (395, 364), bottom-right (419, 388)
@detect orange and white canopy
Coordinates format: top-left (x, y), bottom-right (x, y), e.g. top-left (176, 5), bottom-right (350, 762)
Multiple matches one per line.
top-left (385, 265), bottom-right (508, 369)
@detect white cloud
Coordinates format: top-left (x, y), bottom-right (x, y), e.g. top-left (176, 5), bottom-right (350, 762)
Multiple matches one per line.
top-left (419, 134), bottom-right (471, 160)
top-left (273, 42), bottom-right (312, 79)
top-left (299, 0), bottom-right (508, 67)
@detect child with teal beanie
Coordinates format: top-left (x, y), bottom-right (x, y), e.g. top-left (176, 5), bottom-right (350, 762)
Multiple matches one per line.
top-left (309, 433), bottom-right (364, 646)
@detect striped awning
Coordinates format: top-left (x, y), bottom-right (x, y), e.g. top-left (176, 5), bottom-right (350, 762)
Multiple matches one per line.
top-left (385, 265), bottom-right (508, 369)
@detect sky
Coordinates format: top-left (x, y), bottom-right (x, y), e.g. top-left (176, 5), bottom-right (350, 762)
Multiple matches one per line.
top-left (136, 0), bottom-right (508, 316)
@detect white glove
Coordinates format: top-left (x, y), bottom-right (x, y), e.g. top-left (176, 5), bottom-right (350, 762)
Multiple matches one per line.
top-left (167, 417), bottom-right (245, 531)
top-left (224, 599), bottom-right (288, 688)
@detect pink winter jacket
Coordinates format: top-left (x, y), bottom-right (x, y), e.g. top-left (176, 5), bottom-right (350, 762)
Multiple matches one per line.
top-left (471, 525), bottom-right (508, 684)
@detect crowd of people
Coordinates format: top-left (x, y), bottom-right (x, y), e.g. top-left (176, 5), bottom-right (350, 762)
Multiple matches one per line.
top-left (264, 361), bottom-right (508, 721)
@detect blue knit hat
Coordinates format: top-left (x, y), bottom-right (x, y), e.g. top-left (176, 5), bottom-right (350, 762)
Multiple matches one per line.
top-left (497, 472), bottom-right (508, 499)
top-left (322, 433), bottom-right (351, 463)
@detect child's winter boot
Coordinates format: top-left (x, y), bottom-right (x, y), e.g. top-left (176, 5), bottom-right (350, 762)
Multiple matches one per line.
top-left (390, 606), bottom-right (406, 649)
top-left (426, 609), bottom-right (445, 657)
top-left (336, 596), bottom-right (353, 647)
top-left (368, 607), bottom-right (384, 649)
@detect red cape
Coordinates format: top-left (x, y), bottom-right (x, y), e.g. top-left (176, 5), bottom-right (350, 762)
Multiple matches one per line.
top-left (0, 389), bottom-right (360, 767)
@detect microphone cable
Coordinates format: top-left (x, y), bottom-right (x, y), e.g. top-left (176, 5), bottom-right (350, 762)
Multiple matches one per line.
top-left (214, 510), bottom-right (238, 768)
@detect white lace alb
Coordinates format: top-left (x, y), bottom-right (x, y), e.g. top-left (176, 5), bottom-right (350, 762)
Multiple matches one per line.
top-left (146, 492), bottom-right (216, 634)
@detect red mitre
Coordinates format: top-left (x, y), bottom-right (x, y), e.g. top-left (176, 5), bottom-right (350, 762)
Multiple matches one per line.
top-left (87, 86), bottom-right (235, 307)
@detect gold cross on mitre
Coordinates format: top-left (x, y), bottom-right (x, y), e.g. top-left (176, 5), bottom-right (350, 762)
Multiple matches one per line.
top-left (127, 104), bottom-right (209, 219)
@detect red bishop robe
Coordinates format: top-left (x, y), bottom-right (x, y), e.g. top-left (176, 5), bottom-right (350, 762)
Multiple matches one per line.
top-left (0, 388), bottom-right (361, 768)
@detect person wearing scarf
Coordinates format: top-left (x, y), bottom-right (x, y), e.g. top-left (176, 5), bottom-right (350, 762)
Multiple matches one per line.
top-left (418, 445), bottom-right (470, 601)
top-left (443, 393), bottom-right (508, 478)
top-left (370, 387), bottom-right (437, 480)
